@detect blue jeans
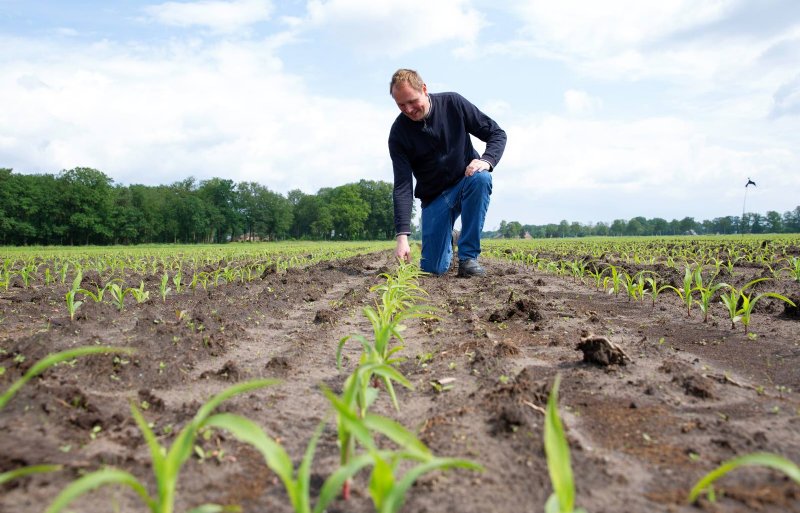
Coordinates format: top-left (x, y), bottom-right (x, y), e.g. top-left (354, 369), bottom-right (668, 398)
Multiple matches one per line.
top-left (420, 171), bottom-right (492, 275)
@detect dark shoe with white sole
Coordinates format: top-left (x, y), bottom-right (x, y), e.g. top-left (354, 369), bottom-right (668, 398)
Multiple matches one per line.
top-left (457, 258), bottom-right (486, 278)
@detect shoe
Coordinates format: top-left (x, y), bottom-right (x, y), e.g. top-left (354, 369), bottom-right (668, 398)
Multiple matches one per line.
top-left (457, 258), bottom-right (486, 278)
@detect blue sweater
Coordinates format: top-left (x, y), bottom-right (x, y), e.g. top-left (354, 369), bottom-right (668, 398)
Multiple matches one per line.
top-left (388, 91), bottom-right (507, 235)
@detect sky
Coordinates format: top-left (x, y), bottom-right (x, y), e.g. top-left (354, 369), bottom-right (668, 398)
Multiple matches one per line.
top-left (1, 0), bottom-right (799, 231)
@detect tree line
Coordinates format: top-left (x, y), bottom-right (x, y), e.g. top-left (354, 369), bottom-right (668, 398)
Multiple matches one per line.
top-left (0, 168), bottom-right (399, 245)
top-left (490, 209), bottom-right (800, 239)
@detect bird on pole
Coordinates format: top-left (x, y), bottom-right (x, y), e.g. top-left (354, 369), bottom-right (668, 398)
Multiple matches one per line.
top-left (746, 178), bottom-right (757, 187)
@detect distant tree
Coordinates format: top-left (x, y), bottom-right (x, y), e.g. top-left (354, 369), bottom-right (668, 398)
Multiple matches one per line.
top-left (610, 219), bottom-right (626, 236)
top-left (58, 167), bottom-right (114, 244)
top-left (324, 184), bottom-right (370, 240)
top-left (765, 210), bottom-right (783, 233)
top-left (354, 180), bottom-right (394, 239)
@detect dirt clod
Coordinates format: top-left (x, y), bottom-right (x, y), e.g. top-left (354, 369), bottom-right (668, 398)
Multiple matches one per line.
top-left (576, 330), bottom-right (631, 366)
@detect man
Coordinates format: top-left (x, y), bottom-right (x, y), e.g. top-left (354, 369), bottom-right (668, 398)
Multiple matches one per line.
top-left (388, 69), bottom-right (506, 277)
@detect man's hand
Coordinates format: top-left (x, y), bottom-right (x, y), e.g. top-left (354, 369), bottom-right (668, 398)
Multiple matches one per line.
top-left (465, 159), bottom-right (490, 176)
top-left (395, 234), bottom-right (411, 263)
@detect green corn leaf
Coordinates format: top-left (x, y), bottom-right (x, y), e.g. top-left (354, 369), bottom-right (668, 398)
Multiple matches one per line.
top-left (45, 468), bottom-right (155, 513)
top-left (689, 452), bottom-right (800, 502)
top-left (130, 402), bottom-right (168, 498)
top-left (544, 374), bottom-right (576, 513)
top-left (1, 346), bottom-right (135, 410)
top-left (0, 464), bottom-right (62, 485)
top-left (314, 452), bottom-right (376, 513)
top-left (369, 455), bottom-right (396, 511)
top-left (362, 414), bottom-right (430, 461)
top-left (380, 458), bottom-right (483, 513)
top-left (297, 420), bottom-right (328, 513)
top-left (203, 413), bottom-right (294, 488)
top-left (186, 505), bottom-right (241, 513)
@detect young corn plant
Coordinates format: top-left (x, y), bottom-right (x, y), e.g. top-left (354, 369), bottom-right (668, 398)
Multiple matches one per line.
top-left (665, 265), bottom-right (697, 317)
top-left (644, 275), bottom-right (676, 309)
top-left (323, 385), bottom-right (481, 511)
top-left (779, 256), bottom-right (800, 282)
top-left (544, 375), bottom-right (587, 513)
top-left (77, 279), bottom-right (119, 303)
top-left (735, 290), bottom-right (795, 334)
top-left (65, 271), bottom-right (84, 321)
top-left (692, 271), bottom-right (730, 323)
top-left (107, 282), bottom-right (128, 311)
top-left (329, 361), bottom-right (413, 499)
top-left (688, 453), bottom-right (800, 504)
top-left (127, 280), bottom-right (151, 304)
top-left (587, 265), bottom-right (606, 290)
top-left (719, 278), bottom-right (795, 333)
top-left (159, 272), bottom-right (172, 302)
top-left (602, 265), bottom-right (622, 297)
top-left (46, 379), bottom-right (278, 513)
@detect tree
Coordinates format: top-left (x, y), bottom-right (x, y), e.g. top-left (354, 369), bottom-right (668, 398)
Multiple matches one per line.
top-left (323, 184), bottom-right (370, 240)
top-left (765, 210), bottom-right (783, 233)
top-left (57, 167), bottom-right (114, 244)
top-left (354, 180), bottom-right (395, 240)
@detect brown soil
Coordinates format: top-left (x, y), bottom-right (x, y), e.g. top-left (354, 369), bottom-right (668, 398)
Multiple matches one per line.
top-left (1, 251), bottom-right (799, 512)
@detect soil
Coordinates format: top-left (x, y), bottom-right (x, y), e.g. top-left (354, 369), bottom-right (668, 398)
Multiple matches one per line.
top-left (1, 250), bottom-right (799, 513)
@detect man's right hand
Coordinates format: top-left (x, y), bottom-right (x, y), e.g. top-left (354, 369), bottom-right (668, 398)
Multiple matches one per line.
top-left (395, 234), bottom-right (411, 263)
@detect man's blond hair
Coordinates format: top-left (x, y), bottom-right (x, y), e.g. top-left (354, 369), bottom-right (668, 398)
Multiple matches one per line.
top-left (390, 69), bottom-right (425, 95)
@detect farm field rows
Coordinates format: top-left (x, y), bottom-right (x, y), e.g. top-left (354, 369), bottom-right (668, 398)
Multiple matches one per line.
top-left (1, 236), bottom-right (799, 512)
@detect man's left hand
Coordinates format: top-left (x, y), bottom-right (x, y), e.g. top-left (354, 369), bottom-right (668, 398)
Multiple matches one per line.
top-left (465, 159), bottom-right (490, 176)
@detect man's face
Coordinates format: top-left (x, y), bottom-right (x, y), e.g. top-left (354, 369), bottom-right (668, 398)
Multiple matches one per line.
top-left (391, 82), bottom-right (429, 122)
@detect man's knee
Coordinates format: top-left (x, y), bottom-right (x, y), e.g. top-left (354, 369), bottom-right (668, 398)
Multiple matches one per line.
top-left (420, 258), bottom-right (451, 276)
top-left (466, 171), bottom-right (492, 192)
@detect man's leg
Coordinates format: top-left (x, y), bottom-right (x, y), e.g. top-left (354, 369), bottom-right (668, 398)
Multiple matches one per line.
top-left (420, 190), bottom-right (457, 275)
top-left (457, 171), bottom-right (492, 261)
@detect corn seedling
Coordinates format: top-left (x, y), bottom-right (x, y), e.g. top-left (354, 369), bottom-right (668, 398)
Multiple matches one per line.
top-left (172, 269), bottom-right (183, 293)
top-left (644, 275), bottom-right (675, 308)
top-left (688, 452), bottom-right (800, 504)
top-left (107, 282), bottom-right (128, 311)
top-left (65, 271), bottom-right (84, 321)
top-left (46, 379), bottom-right (278, 513)
top-left (160, 272), bottom-right (171, 302)
top-left (544, 375), bottom-right (587, 513)
top-left (602, 265), bottom-right (622, 297)
top-left (77, 279), bottom-right (119, 303)
top-left (587, 266), bottom-right (606, 290)
top-left (780, 256), bottom-right (800, 282)
top-left (736, 290), bottom-right (795, 334)
top-left (323, 386), bottom-right (481, 511)
top-left (692, 271), bottom-right (730, 323)
top-left (329, 361), bottom-right (413, 499)
top-left (128, 281), bottom-right (151, 304)
top-left (718, 278), bottom-right (794, 332)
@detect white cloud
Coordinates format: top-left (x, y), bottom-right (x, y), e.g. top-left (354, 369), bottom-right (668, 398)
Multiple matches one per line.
top-left (145, 0), bottom-right (274, 33)
top-left (512, 0), bottom-right (734, 59)
top-left (488, 111), bottom-right (800, 224)
top-left (563, 90), bottom-right (601, 115)
top-left (0, 36), bottom-right (392, 193)
top-left (303, 0), bottom-right (484, 56)
top-left (771, 74), bottom-right (800, 118)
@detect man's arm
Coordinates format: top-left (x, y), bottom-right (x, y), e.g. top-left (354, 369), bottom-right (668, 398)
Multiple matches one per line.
top-left (457, 93), bottom-right (507, 170)
top-left (389, 135), bottom-right (415, 237)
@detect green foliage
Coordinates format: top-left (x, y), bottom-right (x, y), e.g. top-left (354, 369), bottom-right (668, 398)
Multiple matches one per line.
top-left (544, 375), bottom-right (587, 513)
top-left (688, 453), bottom-right (800, 503)
top-left (45, 379), bottom-right (278, 513)
top-left (0, 168), bottom-right (400, 244)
